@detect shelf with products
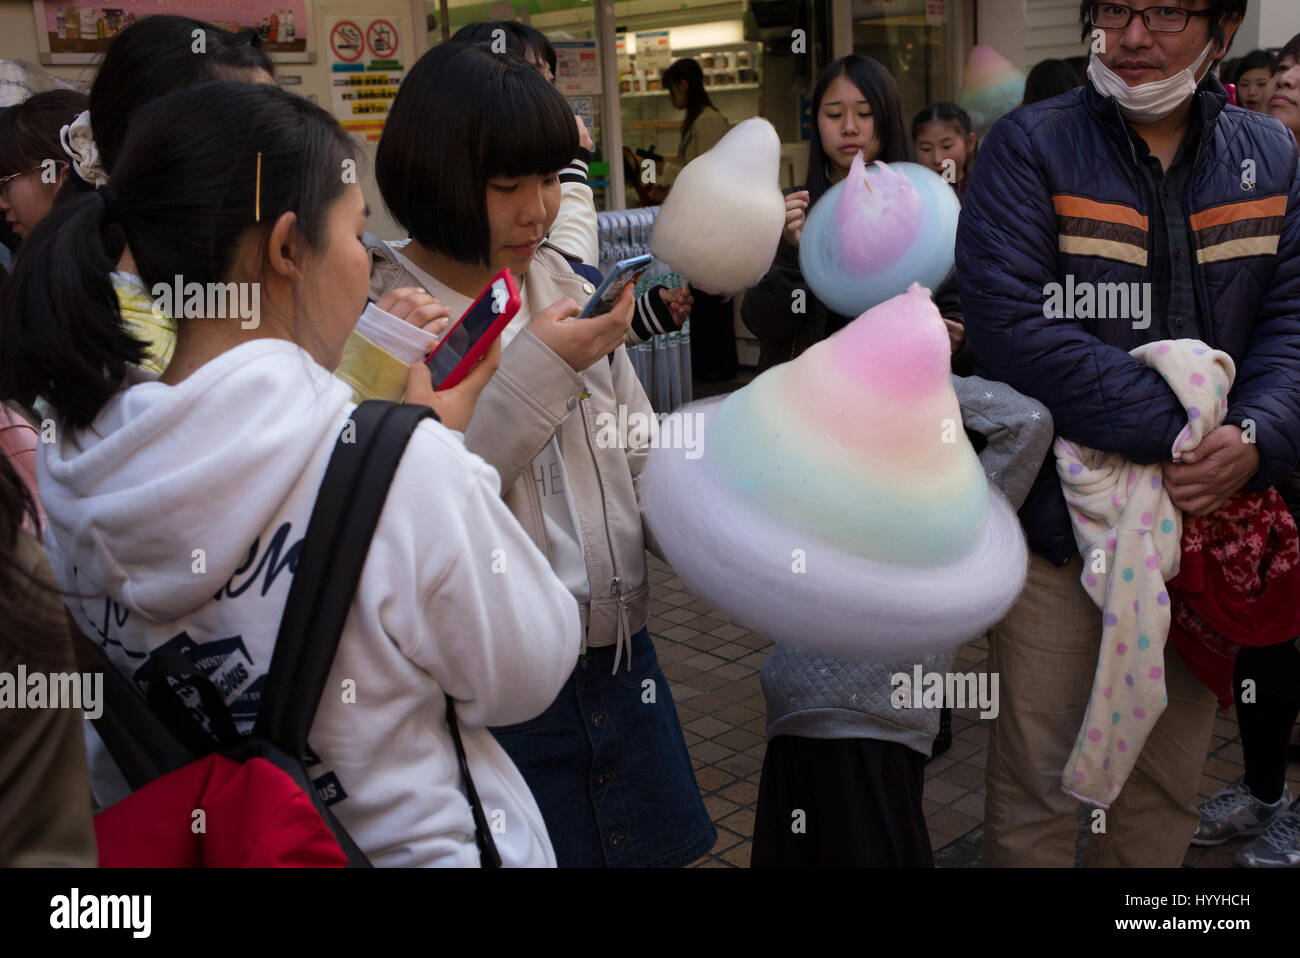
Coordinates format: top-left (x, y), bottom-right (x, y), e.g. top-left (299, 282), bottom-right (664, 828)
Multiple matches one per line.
top-left (618, 39), bottom-right (761, 96)
top-left (622, 83), bottom-right (761, 99)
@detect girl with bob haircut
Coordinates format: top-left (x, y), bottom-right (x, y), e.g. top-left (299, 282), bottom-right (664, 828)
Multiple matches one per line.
top-left (449, 21), bottom-right (599, 266)
top-left (373, 42), bottom-right (714, 867)
top-left (2, 81), bottom-right (581, 867)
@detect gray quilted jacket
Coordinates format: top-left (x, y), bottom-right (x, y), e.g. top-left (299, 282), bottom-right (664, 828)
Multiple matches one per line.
top-left (762, 375), bottom-right (1054, 755)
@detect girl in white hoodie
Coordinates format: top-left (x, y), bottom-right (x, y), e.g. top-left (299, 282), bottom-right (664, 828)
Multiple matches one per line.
top-left (0, 81), bottom-right (581, 867)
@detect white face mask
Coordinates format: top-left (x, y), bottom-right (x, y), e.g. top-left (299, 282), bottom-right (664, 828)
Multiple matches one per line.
top-left (1088, 40), bottom-right (1216, 123)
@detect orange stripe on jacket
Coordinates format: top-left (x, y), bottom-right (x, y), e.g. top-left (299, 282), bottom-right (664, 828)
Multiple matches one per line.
top-left (1189, 194), bottom-right (1288, 231)
top-left (1052, 195), bottom-right (1149, 230)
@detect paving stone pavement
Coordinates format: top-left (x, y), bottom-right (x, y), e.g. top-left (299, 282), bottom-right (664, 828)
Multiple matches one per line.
top-left (644, 553), bottom-right (1300, 869)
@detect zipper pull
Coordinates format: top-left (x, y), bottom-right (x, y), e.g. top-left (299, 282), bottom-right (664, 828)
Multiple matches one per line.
top-left (610, 576), bottom-right (623, 597)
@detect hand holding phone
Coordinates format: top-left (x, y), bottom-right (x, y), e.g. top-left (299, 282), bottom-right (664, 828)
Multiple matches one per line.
top-left (425, 269), bottom-right (520, 390)
top-left (578, 254), bottom-right (653, 317)
top-left (529, 285), bottom-right (635, 372)
top-left (405, 338), bottom-right (501, 432)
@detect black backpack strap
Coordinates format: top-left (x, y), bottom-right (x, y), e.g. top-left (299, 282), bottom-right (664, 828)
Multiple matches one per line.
top-left (71, 626), bottom-right (197, 792)
top-left (444, 693), bottom-right (502, 868)
top-left (255, 400), bottom-right (501, 868)
top-left (254, 401), bottom-right (429, 749)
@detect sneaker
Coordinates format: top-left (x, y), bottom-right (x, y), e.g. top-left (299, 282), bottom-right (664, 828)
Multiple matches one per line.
top-left (1191, 780), bottom-right (1292, 846)
top-left (1234, 800), bottom-right (1300, 868)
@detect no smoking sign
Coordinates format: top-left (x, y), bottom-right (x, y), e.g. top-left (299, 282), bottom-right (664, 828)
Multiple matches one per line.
top-left (330, 21), bottom-right (364, 63)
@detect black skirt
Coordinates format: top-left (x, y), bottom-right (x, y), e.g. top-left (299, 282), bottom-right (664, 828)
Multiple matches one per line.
top-left (751, 735), bottom-right (934, 868)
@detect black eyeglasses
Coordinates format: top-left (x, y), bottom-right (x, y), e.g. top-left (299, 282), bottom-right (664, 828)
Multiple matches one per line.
top-left (1090, 3), bottom-right (1215, 34)
top-left (0, 165), bottom-right (43, 199)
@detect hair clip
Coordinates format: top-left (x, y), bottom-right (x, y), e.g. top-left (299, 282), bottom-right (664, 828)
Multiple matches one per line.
top-left (255, 151), bottom-right (262, 223)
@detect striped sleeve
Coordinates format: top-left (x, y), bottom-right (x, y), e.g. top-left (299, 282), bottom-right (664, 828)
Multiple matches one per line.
top-left (625, 285), bottom-right (684, 346)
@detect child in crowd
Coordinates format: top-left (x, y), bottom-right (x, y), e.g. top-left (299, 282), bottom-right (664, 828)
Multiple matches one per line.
top-left (2, 81), bottom-right (581, 867)
top-left (741, 55), bottom-right (993, 865)
top-left (1231, 49), bottom-right (1277, 112)
top-left (0, 89), bottom-right (86, 240)
top-left (912, 101), bottom-right (978, 200)
top-left (369, 43), bottom-right (715, 867)
top-left (752, 381), bottom-right (1053, 866)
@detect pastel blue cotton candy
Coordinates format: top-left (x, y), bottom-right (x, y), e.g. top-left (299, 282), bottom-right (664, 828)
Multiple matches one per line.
top-left (799, 160), bottom-right (961, 318)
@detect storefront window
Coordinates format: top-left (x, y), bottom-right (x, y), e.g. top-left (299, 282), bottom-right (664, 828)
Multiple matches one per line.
top-left (852, 0), bottom-right (964, 122)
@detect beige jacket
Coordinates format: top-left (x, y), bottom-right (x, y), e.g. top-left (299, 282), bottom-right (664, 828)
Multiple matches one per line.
top-left (662, 107), bottom-right (731, 187)
top-left (369, 241), bottom-right (662, 665)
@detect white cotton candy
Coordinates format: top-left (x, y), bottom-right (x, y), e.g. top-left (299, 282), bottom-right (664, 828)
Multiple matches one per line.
top-left (649, 118), bottom-right (787, 296)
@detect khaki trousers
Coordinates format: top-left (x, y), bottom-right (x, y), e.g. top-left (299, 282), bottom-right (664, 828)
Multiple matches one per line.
top-left (983, 551), bottom-right (1218, 867)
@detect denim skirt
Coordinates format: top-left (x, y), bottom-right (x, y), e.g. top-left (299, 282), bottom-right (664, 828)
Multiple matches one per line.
top-left (491, 627), bottom-right (716, 867)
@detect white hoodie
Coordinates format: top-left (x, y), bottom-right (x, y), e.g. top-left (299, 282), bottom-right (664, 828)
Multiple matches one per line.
top-left (38, 339), bottom-right (581, 867)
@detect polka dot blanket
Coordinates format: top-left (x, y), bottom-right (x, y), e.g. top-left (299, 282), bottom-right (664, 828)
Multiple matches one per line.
top-left (1054, 338), bottom-right (1235, 808)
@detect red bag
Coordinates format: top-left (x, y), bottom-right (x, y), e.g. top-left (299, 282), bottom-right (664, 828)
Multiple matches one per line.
top-left (94, 755), bottom-right (347, 868)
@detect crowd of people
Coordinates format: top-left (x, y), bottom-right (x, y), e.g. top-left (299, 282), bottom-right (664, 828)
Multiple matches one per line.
top-left (1, 0), bottom-right (1299, 870)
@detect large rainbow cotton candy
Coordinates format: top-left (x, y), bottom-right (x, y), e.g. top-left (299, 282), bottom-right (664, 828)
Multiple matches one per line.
top-left (958, 44), bottom-right (1026, 135)
top-left (641, 284), bottom-right (1028, 660)
top-left (800, 155), bottom-right (960, 318)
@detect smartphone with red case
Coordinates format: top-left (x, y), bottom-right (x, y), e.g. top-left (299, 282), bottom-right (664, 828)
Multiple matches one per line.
top-left (425, 269), bottom-right (520, 390)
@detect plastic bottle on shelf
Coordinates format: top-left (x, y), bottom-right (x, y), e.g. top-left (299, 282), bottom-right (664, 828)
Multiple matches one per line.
top-left (285, 8), bottom-right (295, 42)
top-left (269, 9), bottom-right (279, 43)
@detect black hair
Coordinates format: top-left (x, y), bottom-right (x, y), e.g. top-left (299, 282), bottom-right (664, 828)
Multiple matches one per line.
top-left (1231, 48), bottom-right (1276, 80)
top-left (1278, 34), bottom-right (1300, 71)
top-left (1023, 58), bottom-right (1083, 104)
top-left (0, 89), bottom-right (88, 180)
top-left (661, 59), bottom-right (716, 142)
top-left (911, 101), bottom-right (977, 182)
top-left (1064, 54), bottom-right (1090, 84)
top-left (450, 20), bottom-right (557, 76)
top-left (89, 15), bottom-right (275, 174)
top-left (376, 43), bottom-right (577, 267)
top-left (1, 82), bottom-right (355, 431)
top-left (806, 55), bottom-right (916, 204)
top-left (1077, 0), bottom-right (1247, 55)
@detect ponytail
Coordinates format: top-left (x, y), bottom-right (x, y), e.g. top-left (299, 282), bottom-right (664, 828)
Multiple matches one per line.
top-left (1, 187), bottom-right (144, 431)
top-left (2, 81), bottom-right (354, 433)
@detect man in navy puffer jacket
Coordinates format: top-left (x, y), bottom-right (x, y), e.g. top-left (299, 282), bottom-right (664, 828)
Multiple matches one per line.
top-left (956, 0), bottom-right (1300, 866)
